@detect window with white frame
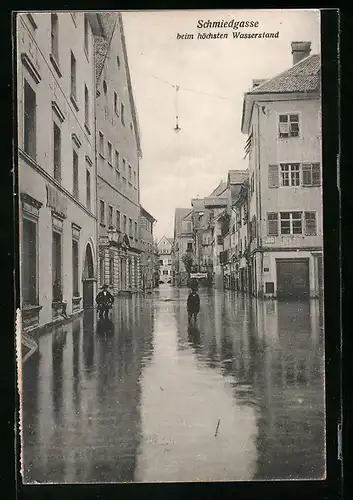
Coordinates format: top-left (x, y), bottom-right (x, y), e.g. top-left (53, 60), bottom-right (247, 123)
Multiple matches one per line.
top-left (280, 211), bottom-right (302, 234)
top-left (278, 113), bottom-right (299, 138)
top-left (280, 163), bottom-right (300, 187)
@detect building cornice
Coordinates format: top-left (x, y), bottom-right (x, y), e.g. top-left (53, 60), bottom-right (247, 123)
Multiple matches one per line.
top-left (19, 149), bottom-right (97, 220)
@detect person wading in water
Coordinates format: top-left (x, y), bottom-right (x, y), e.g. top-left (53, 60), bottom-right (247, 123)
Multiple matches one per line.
top-left (187, 289), bottom-right (200, 326)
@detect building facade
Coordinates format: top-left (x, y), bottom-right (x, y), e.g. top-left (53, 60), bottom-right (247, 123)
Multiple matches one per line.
top-left (241, 41), bottom-right (323, 299)
top-left (140, 207), bottom-right (157, 290)
top-left (172, 208), bottom-right (194, 286)
top-left (157, 236), bottom-right (173, 284)
top-left (18, 12), bottom-right (102, 332)
top-left (95, 13), bottom-right (143, 294)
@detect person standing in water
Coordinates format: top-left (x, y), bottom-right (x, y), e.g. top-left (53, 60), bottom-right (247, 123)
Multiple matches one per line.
top-left (187, 289), bottom-right (200, 325)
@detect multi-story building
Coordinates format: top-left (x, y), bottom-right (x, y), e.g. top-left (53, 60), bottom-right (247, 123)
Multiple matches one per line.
top-left (172, 208), bottom-right (194, 286)
top-left (157, 236), bottom-right (173, 284)
top-left (17, 12), bottom-right (102, 333)
top-left (140, 206), bottom-right (157, 290)
top-left (221, 170), bottom-right (249, 291)
top-left (95, 13), bottom-right (143, 294)
top-left (241, 41), bottom-right (322, 299)
top-left (191, 198), bottom-right (213, 277)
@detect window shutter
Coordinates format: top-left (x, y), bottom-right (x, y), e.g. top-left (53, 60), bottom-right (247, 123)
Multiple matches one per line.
top-left (268, 164), bottom-right (279, 188)
top-left (304, 212), bottom-right (317, 235)
top-left (267, 212), bottom-right (278, 236)
top-left (312, 163), bottom-right (321, 186)
top-left (302, 163), bottom-right (312, 186)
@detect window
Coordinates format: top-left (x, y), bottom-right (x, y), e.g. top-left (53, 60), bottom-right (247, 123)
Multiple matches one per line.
top-left (159, 259), bottom-right (163, 266)
top-left (134, 221), bottom-right (138, 239)
top-left (86, 169), bottom-right (91, 210)
top-left (84, 15), bottom-right (89, 54)
top-left (114, 92), bottom-right (119, 115)
top-left (99, 132), bottom-right (104, 156)
top-left (117, 55), bottom-right (120, 68)
top-left (73, 150), bottom-right (79, 199)
top-left (129, 218), bottom-right (132, 236)
top-left (116, 210), bottom-right (120, 231)
top-left (123, 215), bottom-right (127, 233)
top-left (187, 242), bottom-right (193, 251)
top-left (163, 270), bottom-right (168, 275)
top-left (72, 239), bottom-right (79, 296)
top-left (24, 80), bottom-right (36, 158)
top-left (100, 200), bottom-right (105, 225)
top-left (99, 256), bottom-right (104, 286)
top-left (302, 163), bottom-right (321, 187)
top-left (115, 150), bottom-right (120, 170)
top-left (122, 158), bottom-right (126, 175)
top-left (108, 206), bottom-right (113, 227)
top-left (52, 230), bottom-right (62, 302)
top-left (278, 113), bottom-right (299, 138)
top-left (168, 259), bottom-right (172, 265)
top-left (280, 211), bottom-right (302, 235)
top-left (304, 212), bottom-right (317, 235)
top-left (280, 163), bottom-right (300, 187)
top-left (22, 218), bottom-right (37, 305)
top-left (267, 212), bottom-right (278, 236)
top-left (70, 51), bottom-right (77, 99)
top-left (133, 171), bottom-right (137, 186)
top-left (107, 142), bottom-right (112, 164)
top-left (53, 122), bottom-right (61, 182)
top-left (51, 14), bottom-right (59, 61)
top-left (103, 80), bottom-right (107, 95)
top-left (84, 85), bottom-right (89, 127)
top-left (128, 165), bottom-right (132, 181)
top-left (217, 235), bottom-right (223, 245)
top-left (121, 102), bottom-right (125, 125)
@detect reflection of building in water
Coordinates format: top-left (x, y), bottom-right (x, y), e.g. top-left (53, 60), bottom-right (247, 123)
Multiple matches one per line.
top-left (252, 300), bottom-right (325, 479)
top-left (21, 296), bottom-right (154, 483)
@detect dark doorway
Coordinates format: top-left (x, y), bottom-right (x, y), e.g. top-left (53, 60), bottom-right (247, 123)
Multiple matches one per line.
top-left (83, 244), bottom-right (95, 309)
top-left (276, 258), bottom-right (310, 300)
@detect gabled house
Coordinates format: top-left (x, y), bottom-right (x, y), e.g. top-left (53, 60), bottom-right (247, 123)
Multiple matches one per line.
top-left (241, 41), bottom-right (322, 299)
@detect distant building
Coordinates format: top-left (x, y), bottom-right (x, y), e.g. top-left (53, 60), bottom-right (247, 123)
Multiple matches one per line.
top-left (140, 207), bottom-right (157, 290)
top-left (172, 208), bottom-right (194, 286)
top-left (157, 236), bottom-right (173, 284)
top-left (241, 41), bottom-right (322, 299)
top-left (95, 13), bottom-right (143, 294)
top-left (17, 13), bottom-right (102, 332)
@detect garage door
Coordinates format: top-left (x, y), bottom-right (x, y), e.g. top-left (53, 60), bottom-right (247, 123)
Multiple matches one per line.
top-left (276, 259), bottom-right (310, 300)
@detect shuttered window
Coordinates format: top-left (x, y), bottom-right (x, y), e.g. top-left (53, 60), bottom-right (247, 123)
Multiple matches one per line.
top-left (268, 164), bottom-right (279, 188)
top-left (302, 163), bottom-right (321, 186)
top-left (267, 212), bottom-right (278, 235)
top-left (304, 212), bottom-right (317, 235)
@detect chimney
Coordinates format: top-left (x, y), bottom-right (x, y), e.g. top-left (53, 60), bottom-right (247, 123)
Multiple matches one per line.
top-left (291, 41), bottom-right (311, 65)
top-left (252, 79), bottom-right (267, 89)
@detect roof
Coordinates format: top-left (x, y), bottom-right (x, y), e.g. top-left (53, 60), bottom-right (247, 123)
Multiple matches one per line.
top-left (94, 13), bottom-right (142, 158)
top-left (140, 205), bottom-right (156, 223)
top-left (157, 235), bottom-right (173, 247)
top-left (250, 54), bottom-right (320, 94)
top-left (241, 53), bottom-right (321, 135)
top-left (208, 180), bottom-right (227, 197)
top-left (174, 208), bottom-right (192, 237)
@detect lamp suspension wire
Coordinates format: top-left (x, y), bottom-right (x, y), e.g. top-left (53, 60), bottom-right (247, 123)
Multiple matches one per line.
top-left (174, 84), bottom-right (181, 132)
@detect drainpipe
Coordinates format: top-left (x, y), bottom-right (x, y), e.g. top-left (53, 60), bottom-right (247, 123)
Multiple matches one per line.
top-left (256, 103), bottom-right (263, 298)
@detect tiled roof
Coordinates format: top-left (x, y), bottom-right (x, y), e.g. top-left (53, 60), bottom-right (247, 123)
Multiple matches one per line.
top-left (208, 180), bottom-right (227, 197)
top-left (250, 54), bottom-right (321, 94)
top-left (94, 13), bottom-right (118, 85)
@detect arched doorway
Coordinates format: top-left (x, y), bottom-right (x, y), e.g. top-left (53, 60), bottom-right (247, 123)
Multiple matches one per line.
top-left (83, 243), bottom-right (95, 309)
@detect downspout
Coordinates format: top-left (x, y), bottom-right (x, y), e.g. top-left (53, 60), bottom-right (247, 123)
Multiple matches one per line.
top-left (257, 103), bottom-right (263, 298)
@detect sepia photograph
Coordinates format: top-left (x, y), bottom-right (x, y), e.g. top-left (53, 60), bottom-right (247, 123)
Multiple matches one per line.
top-left (16, 9), bottom-right (325, 484)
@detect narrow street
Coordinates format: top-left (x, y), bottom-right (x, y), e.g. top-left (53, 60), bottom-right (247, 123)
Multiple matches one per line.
top-left (21, 286), bottom-right (325, 483)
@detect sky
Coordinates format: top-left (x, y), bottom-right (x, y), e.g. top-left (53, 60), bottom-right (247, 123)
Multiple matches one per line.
top-left (122, 9), bottom-right (321, 241)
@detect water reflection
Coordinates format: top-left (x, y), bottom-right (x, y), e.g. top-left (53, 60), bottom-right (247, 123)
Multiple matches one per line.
top-left (21, 288), bottom-right (325, 483)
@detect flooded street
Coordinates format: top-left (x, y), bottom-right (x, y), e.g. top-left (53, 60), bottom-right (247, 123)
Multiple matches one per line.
top-left (21, 285), bottom-right (326, 483)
